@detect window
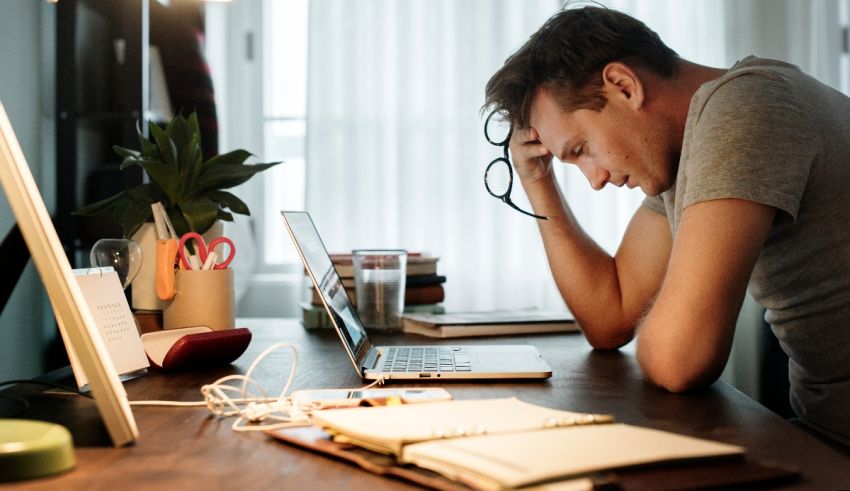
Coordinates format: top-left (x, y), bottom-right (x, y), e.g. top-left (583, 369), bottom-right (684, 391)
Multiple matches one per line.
top-left (261, 0), bottom-right (309, 266)
top-left (206, 0), bottom-right (309, 272)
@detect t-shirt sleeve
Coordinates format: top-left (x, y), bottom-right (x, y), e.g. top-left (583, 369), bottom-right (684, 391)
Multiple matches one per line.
top-left (683, 70), bottom-right (817, 223)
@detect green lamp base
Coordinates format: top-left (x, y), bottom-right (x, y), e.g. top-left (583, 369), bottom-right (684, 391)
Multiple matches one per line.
top-left (0, 419), bottom-right (75, 482)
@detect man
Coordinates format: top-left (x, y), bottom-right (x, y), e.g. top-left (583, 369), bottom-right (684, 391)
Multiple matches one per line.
top-left (484, 5), bottom-right (850, 449)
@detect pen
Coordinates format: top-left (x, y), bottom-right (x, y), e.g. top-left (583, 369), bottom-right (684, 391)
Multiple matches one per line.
top-left (202, 252), bottom-right (218, 270)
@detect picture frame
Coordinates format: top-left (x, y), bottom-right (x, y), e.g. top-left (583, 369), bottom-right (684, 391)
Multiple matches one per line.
top-left (0, 102), bottom-right (138, 447)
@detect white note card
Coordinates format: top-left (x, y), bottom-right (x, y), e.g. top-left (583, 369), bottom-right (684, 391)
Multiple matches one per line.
top-left (70, 267), bottom-right (149, 388)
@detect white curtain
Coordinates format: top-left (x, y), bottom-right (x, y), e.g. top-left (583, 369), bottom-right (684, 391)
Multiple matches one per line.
top-left (306, 0), bottom-right (564, 311)
top-left (304, 0), bottom-right (842, 312)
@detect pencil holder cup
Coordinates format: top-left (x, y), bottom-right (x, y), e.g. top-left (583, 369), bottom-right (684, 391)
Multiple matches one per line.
top-left (163, 268), bottom-right (235, 331)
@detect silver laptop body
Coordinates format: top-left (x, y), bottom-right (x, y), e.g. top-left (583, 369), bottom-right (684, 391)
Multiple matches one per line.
top-left (281, 211), bottom-right (553, 381)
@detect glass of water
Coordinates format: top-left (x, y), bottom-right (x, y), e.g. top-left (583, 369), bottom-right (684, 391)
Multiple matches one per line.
top-left (352, 249), bottom-right (407, 331)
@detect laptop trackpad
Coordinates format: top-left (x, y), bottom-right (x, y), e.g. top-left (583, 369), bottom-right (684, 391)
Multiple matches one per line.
top-left (467, 345), bottom-right (548, 372)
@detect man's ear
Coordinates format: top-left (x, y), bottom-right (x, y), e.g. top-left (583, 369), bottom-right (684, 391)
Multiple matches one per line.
top-left (601, 62), bottom-right (644, 109)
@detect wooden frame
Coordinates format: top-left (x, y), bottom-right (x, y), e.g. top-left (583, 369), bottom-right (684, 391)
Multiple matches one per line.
top-left (0, 102), bottom-right (137, 446)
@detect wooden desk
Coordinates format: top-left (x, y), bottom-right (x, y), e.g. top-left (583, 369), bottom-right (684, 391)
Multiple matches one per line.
top-left (3, 319), bottom-right (849, 489)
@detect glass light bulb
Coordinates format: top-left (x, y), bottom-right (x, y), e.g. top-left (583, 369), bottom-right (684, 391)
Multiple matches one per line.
top-left (90, 239), bottom-right (143, 289)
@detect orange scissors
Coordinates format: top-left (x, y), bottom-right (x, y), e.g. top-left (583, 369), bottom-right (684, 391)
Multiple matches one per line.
top-left (177, 232), bottom-right (236, 270)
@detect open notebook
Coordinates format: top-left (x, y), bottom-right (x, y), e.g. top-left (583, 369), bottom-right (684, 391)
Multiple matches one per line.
top-left (309, 398), bottom-right (746, 490)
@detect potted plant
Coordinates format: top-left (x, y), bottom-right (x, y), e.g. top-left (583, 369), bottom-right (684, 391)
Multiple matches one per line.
top-left (75, 112), bottom-right (280, 238)
top-left (75, 112), bottom-right (281, 309)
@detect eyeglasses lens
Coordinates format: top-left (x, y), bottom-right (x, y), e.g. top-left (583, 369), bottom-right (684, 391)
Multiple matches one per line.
top-left (485, 112), bottom-right (511, 146)
top-left (485, 160), bottom-right (511, 197)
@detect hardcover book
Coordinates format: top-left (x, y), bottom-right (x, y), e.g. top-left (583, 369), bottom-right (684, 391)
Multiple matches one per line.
top-left (327, 253), bottom-right (439, 278)
top-left (310, 283), bottom-right (445, 306)
top-left (402, 308), bottom-right (577, 338)
top-left (301, 302), bottom-right (445, 330)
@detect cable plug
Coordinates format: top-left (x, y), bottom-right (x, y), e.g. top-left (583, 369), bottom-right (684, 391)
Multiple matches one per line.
top-left (243, 402), bottom-right (273, 422)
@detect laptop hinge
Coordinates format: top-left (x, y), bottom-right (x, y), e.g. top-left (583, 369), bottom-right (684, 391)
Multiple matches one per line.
top-left (361, 348), bottom-right (380, 372)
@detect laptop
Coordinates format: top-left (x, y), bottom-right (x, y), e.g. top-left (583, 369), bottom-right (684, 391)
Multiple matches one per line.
top-left (281, 211), bottom-right (553, 381)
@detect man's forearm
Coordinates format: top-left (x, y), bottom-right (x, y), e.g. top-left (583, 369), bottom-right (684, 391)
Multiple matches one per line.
top-left (521, 176), bottom-right (642, 348)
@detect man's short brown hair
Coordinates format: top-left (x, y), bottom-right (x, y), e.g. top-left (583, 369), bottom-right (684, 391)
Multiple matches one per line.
top-left (484, 5), bottom-right (679, 128)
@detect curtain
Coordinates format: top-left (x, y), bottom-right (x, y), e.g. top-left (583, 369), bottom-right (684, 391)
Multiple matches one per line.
top-left (306, 0), bottom-right (565, 311)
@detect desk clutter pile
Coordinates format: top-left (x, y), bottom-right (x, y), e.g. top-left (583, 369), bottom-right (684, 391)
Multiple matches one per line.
top-left (301, 252), bottom-right (445, 330)
top-left (267, 397), bottom-right (798, 490)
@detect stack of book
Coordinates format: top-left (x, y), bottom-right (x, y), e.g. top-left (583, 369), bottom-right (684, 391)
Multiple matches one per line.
top-left (301, 252), bottom-right (446, 330)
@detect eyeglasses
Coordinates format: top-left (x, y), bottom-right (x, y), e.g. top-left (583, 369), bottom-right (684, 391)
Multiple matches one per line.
top-left (483, 110), bottom-right (549, 220)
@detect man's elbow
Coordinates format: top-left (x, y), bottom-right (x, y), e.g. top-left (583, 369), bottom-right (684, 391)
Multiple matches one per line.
top-left (583, 323), bottom-right (635, 350)
top-left (645, 367), bottom-right (711, 393)
top-left (637, 347), bottom-right (722, 393)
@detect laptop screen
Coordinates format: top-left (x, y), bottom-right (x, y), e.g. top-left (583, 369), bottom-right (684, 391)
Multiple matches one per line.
top-left (282, 212), bottom-right (367, 356)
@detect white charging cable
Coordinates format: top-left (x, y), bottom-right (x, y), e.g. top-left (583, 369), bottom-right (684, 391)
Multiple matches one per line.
top-left (131, 342), bottom-right (304, 432)
top-left (130, 342), bottom-right (386, 433)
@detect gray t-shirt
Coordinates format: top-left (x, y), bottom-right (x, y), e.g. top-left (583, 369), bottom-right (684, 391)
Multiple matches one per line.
top-left (643, 56), bottom-right (850, 447)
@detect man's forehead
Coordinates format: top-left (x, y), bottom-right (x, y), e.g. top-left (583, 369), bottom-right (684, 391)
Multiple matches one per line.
top-left (529, 90), bottom-right (578, 141)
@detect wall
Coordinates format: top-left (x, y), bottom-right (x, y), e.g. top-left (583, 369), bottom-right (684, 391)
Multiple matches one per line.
top-left (0, 1), bottom-right (55, 379)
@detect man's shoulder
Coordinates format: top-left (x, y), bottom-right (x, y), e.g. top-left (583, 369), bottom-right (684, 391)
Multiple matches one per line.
top-left (696, 58), bottom-right (796, 105)
top-left (731, 56), bottom-right (800, 73)
top-left (695, 56), bottom-right (817, 108)
top-left (685, 56), bottom-right (813, 135)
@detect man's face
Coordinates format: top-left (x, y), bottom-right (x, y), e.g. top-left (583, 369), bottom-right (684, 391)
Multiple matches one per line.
top-left (528, 87), bottom-right (675, 196)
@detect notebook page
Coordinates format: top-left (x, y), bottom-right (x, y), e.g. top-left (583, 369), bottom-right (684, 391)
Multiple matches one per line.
top-left (402, 423), bottom-right (745, 490)
top-left (311, 398), bottom-right (613, 455)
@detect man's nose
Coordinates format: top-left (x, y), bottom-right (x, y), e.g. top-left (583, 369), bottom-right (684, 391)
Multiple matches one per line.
top-left (577, 161), bottom-right (609, 190)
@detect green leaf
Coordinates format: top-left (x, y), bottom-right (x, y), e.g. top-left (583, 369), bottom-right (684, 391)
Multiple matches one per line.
top-left (149, 122), bottom-right (177, 168)
top-left (204, 149), bottom-right (253, 167)
top-left (168, 207), bottom-right (193, 238)
top-left (179, 197), bottom-right (220, 235)
top-left (113, 145), bottom-right (140, 160)
top-left (122, 199), bottom-right (156, 239)
top-left (209, 190), bottom-right (250, 215)
top-left (164, 115), bottom-right (177, 138)
top-left (177, 133), bottom-right (202, 191)
top-left (119, 156), bottom-right (155, 171)
top-left (136, 122), bottom-right (159, 160)
top-left (170, 113), bottom-right (191, 143)
top-left (171, 115), bottom-right (197, 172)
top-left (96, 183), bottom-right (161, 238)
top-left (127, 183), bottom-right (166, 204)
top-left (135, 160), bottom-right (181, 202)
top-left (187, 112), bottom-right (200, 139)
top-left (192, 161), bottom-right (282, 196)
top-left (190, 139), bottom-right (203, 179)
top-left (217, 209), bottom-right (234, 222)
top-left (72, 190), bottom-right (130, 216)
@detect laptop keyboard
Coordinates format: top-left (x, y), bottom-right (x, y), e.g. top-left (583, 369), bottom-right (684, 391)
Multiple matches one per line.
top-left (381, 346), bottom-right (471, 372)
